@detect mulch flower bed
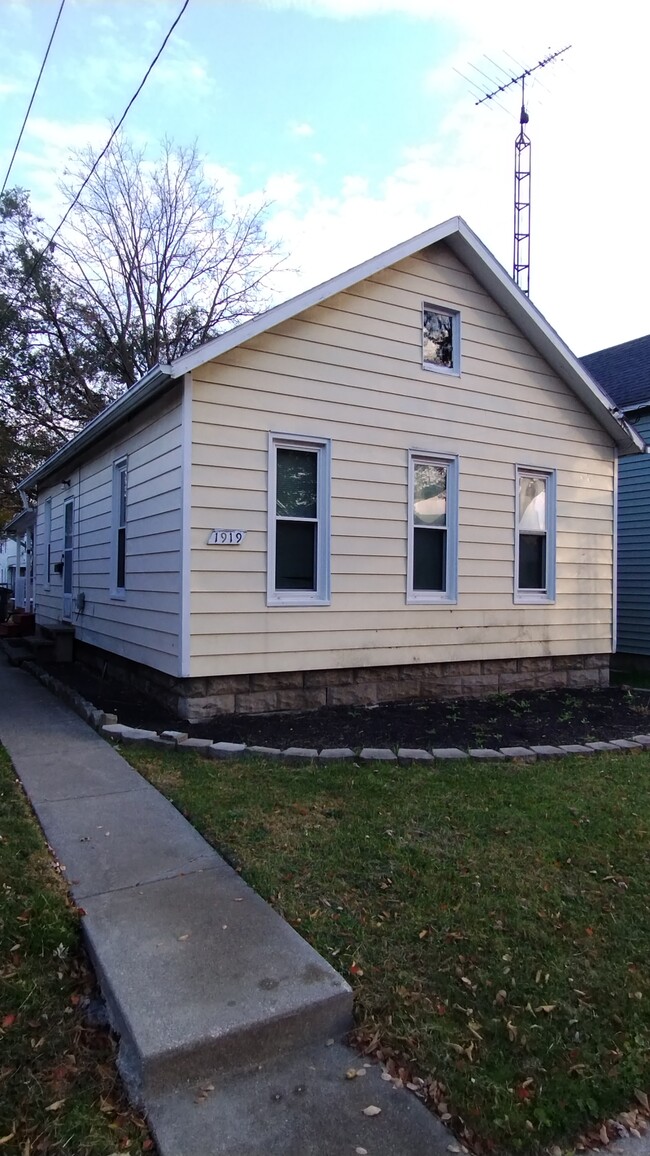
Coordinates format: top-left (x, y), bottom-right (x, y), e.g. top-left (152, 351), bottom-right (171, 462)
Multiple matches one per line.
top-left (34, 657), bottom-right (650, 750)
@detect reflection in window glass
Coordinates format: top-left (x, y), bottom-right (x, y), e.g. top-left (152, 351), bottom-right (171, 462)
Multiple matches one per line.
top-left (276, 448), bottom-right (317, 518)
top-left (423, 306), bottom-right (455, 369)
top-left (519, 475), bottom-right (546, 532)
top-left (414, 462), bottom-right (447, 526)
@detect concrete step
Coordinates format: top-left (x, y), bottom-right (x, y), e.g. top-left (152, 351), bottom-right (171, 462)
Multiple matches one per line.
top-left (145, 1039), bottom-right (452, 1156)
top-left (82, 864), bottom-right (352, 1100)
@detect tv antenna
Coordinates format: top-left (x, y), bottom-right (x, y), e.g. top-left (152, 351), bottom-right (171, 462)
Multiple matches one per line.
top-left (474, 46), bottom-right (571, 296)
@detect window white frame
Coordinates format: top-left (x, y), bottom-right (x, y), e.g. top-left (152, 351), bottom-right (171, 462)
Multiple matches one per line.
top-left (111, 457), bottom-right (128, 599)
top-left (407, 451), bottom-right (459, 604)
top-left (422, 302), bottom-right (461, 376)
top-left (267, 432), bottom-right (331, 607)
top-left (43, 497), bottom-right (52, 589)
top-left (514, 466), bottom-right (556, 604)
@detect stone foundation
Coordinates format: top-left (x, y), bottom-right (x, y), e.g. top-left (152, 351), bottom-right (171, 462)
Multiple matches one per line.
top-left (72, 641), bottom-right (610, 723)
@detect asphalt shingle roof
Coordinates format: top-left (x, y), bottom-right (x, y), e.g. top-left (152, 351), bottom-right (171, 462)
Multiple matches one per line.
top-left (581, 334), bottom-right (650, 411)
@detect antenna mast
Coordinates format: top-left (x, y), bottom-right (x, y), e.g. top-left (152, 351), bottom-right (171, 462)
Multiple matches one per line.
top-left (476, 46), bottom-right (571, 296)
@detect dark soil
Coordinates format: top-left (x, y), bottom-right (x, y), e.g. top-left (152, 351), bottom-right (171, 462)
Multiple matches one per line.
top-left (33, 656), bottom-right (650, 750)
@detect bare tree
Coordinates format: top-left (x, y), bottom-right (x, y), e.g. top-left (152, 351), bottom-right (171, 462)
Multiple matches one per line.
top-left (57, 136), bottom-right (286, 385)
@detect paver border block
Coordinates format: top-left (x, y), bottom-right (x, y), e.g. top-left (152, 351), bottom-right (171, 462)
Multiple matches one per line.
top-left (397, 748), bottom-right (434, 763)
top-left (500, 746), bottom-right (536, 761)
top-left (102, 723), bottom-right (129, 739)
top-left (560, 744), bottom-right (596, 755)
top-left (530, 745), bottom-right (566, 758)
top-left (586, 741), bottom-right (619, 752)
top-left (318, 748), bottom-right (355, 761)
top-left (610, 738), bottom-right (643, 751)
top-left (244, 745), bottom-right (282, 759)
top-left (469, 748), bottom-right (505, 760)
top-left (632, 735), bottom-right (650, 747)
top-left (209, 742), bottom-right (247, 759)
top-left (431, 748), bottom-right (468, 760)
top-left (282, 747), bottom-right (318, 761)
top-left (160, 730), bottom-right (189, 745)
top-left (359, 748), bottom-right (397, 761)
top-left (177, 737), bottom-right (215, 756)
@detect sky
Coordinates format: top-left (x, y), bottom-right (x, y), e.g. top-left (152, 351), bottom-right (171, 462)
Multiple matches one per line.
top-left (0, 0), bottom-right (648, 357)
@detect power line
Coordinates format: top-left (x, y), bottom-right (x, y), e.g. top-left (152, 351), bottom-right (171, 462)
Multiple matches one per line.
top-left (1, 0), bottom-right (67, 195)
top-left (5, 0), bottom-right (190, 309)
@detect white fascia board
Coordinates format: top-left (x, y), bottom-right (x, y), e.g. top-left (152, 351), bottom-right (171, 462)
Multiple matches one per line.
top-left (446, 222), bottom-right (645, 456)
top-left (19, 364), bottom-right (175, 492)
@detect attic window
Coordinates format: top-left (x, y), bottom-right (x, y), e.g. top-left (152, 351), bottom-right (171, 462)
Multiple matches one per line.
top-left (422, 304), bottom-right (460, 374)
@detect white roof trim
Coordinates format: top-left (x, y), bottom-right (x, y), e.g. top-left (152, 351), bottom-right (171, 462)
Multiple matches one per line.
top-left (20, 214), bottom-right (644, 491)
top-left (170, 214), bottom-right (643, 455)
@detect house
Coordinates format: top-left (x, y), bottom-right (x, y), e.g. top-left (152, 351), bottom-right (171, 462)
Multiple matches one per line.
top-left (18, 216), bottom-right (644, 721)
top-left (1, 509), bottom-right (35, 612)
top-left (581, 334), bottom-right (650, 671)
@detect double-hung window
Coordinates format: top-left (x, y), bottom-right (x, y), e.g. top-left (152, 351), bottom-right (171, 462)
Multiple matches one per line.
top-left (268, 434), bottom-right (331, 605)
top-left (407, 452), bottom-right (458, 603)
top-left (515, 467), bottom-right (556, 602)
top-left (112, 458), bottom-right (128, 597)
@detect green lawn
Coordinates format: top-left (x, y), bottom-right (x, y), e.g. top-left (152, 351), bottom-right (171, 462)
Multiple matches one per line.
top-left (0, 746), bottom-right (153, 1154)
top-left (126, 746), bottom-right (650, 1153)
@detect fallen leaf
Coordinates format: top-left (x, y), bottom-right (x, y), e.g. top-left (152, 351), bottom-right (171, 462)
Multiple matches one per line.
top-left (178, 934), bottom-right (190, 942)
top-left (419, 929), bottom-right (428, 939)
top-left (635, 1090), bottom-right (650, 1111)
top-left (362, 1104), bottom-right (382, 1116)
top-left (350, 962), bottom-right (364, 976)
top-left (355, 1148), bottom-right (368, 1155)
top-left (535, 1005), bottom-right (557, 1014)
top-left (0, 1129), bottom-right (16, 1147)
top-left (448, 1146), bottom-right (461, 1154)
top-left (1, 1015), bottom-right (16, 1029)
top-left (45, 1099), bottom-right (66, 1111)
top-left (599, 1124), bottom-right (609, 1145)
top-left (345, 1068), bottom-right (358, 1080)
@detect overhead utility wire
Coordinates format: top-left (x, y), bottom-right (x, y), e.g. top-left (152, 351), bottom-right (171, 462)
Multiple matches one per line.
top-left (1, 0), bottom-right (67, 195)
top-left (6, 0), bottom-right (190, 305)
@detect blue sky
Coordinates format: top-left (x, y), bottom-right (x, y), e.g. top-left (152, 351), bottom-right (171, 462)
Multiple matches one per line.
top-left (0, 0), bottom-right (647, 355)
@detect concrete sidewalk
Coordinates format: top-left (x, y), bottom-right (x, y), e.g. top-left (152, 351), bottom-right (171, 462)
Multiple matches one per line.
top-left (0, 656), bottom-right (453, 1155)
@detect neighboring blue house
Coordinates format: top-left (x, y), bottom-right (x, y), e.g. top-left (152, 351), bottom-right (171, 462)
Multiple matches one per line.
top-left (581, 335), bottom-right (650, 668)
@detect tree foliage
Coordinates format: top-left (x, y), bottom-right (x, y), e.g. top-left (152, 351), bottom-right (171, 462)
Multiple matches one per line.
top-left (0, 136), bottom-right (285, 516)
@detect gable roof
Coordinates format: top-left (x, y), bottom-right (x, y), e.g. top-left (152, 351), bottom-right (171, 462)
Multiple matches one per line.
top-left (580, 334), bottom-right (650, 412)
top-left (20, 215), bottom-right (645, 491)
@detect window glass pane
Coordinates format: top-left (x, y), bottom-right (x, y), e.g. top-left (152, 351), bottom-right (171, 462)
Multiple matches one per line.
top-left (276, 520), bottom-right (316, 590)
top-left (119, 468), bottom-right (127, 526)
top-left (423, 307), bottom-right (454, 368)
top-left (276, 449), bottom-right (317, 518)
top-left (519, 533), bottom-right (546, 590)
top-left (519, 475), bottom-right (546, 532)
top-left (413, 527), bottom-right (446, 591)
top-left (64, 501), bottom-right (73, 548)
top-left (414, 462), bottom-right (447, 526)
top-left (117, 527), bottom-right (126, 589)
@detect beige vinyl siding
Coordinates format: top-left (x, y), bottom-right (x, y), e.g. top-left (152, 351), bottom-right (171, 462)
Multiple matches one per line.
top-left (188, 241), bottom-right (614, 678)
top-left (34, 389), bottom-right (183, 676)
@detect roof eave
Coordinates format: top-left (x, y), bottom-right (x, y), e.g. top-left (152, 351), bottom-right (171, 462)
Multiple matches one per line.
top-left (19, 364), bottom-right (175, 492)
top-left (445, 223), bottom-right (645, 456)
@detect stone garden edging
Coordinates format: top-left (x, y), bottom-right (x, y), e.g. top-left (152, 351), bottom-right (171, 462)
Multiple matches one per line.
top-left (12, 654), bottom-right (650, 763)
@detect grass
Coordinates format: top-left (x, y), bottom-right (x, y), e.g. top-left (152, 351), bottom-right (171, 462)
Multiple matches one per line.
top-left (125, 745), bottom-right (650, 1154)
top-left (0, 745), bottom-right (153, 1154)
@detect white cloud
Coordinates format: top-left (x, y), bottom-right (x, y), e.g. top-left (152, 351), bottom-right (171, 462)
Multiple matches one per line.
top-left (289, 120), bottom-right (314, 137)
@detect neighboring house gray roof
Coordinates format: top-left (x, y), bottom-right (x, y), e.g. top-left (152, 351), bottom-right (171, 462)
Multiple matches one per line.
top-left (581, 334), bottom-right (650, 412)
top-left (19, 215), bottom-right (645, 492)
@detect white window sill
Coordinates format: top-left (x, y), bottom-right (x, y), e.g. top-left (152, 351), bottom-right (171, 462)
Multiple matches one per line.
top-left (407, 593), bottom-right (457, 606)
top-left (514, 592), bottom-right (555, 605)
top-left (422, 362), bottom-right (460, 377)
top-left (110, 590), bottom-right (127, 601)
top-left (267, 594), bottom-right (331, 608)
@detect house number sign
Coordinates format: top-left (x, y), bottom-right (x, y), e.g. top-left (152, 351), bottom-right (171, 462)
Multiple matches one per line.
top-left (207, 529), bottom-right (246, 545)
